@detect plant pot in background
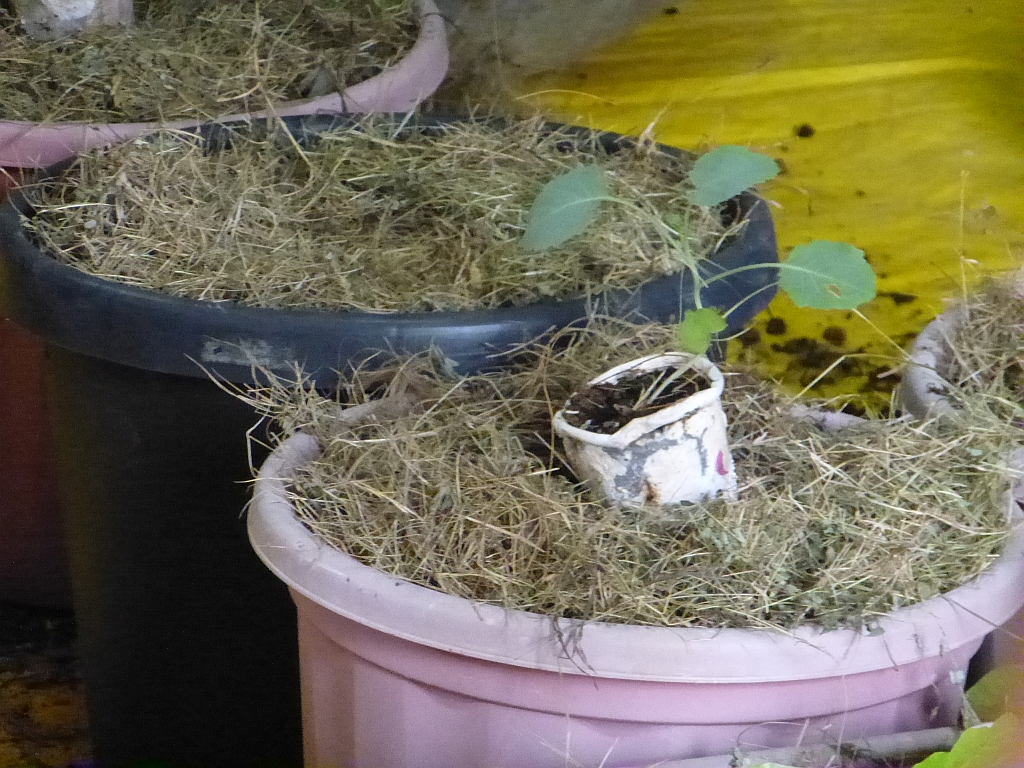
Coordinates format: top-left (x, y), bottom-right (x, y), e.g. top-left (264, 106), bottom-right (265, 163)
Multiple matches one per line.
top-left (0, 0), bottom-right (449, 169)
top-left (898, 306), bottom-right (967, 421)
top-left (0, 167), bottom-right (69, 608)
top-left (0, 318), bottom-right (69, 607)
top-left (0, 115), bottom-right (779, 768)
top-left (900, 305), bottom-right (1024, 672)
top-left (249, 432), bottom-right (1024, 768)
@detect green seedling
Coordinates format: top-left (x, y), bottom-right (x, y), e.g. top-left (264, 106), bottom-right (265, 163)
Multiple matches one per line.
top-left (688, 145), bottom-right (781, 207)
top-left (675, 307), bottom-right (728, 356)
top-left (520, 144), bottom-right (780, 252)
top-left (675, 239), bottom-right (877, 354)
top-left (520, 165), bottom-right (609, 251)
top-left (520, 144), bottom-right (877, 356)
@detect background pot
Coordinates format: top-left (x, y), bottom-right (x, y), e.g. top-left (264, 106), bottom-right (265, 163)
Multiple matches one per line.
top-left (0, 318), bottom-right (68, 607)
top-left (900, 305), bottom-right (1024, 672)
top-left (553, 353), bottom-right (737, 507)
top-left (898, 306), bottom-right (967, 421)
top-left (0, 114), bottom-right (778, 767)
top-left (0, 169), bottom-right (69, 608)
top-left (249, 432), bottom-right (1024, 768)
top-left (0, 0), bottom-right (449, 168)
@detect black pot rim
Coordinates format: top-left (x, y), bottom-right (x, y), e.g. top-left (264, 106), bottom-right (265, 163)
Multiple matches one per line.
top-left (0, 114), bottom-right (779, 384)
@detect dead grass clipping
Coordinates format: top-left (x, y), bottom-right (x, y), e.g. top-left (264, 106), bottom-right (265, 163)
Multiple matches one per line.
top-left (937, 274), bottom-right (1024, 423)
top-left (0, 0), bottom-right (416, 123)
top-left (243, 321), bottom-right (1021, 631)
top-left (23, 117), bottom-right (727, 312)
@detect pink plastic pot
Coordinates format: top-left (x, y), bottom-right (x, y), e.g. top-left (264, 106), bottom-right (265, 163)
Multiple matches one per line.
top-left (0, 0), bottom-right (448, 168)
top-left (248, 433), bottom-right (1024, 768)
top-left (901, 305), bottom-right (1024, 670)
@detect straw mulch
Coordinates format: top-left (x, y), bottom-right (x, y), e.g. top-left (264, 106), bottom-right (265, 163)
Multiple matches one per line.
top-left (244, 322), bottom-right (1021, 631)
top-left (0, 0), bottom-right (416, 123)
top-left (937, 275), bottom-right (1024, 421)
top-left (22, 118), bottom-right (728, 312)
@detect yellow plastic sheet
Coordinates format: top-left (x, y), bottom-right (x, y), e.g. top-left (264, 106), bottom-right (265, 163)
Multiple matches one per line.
top-left (523, 0), bottom-right (1024, 409)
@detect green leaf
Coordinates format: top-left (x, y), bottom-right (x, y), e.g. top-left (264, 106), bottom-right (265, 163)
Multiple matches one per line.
top-left (966, 665), bottom-right (1024, 722)
top-left (913, 714), bottom-right (1024, 768)
top-left (688, 146), bottom-right (780, 207)
top-left (520, 165), bottom-right (609, 251)
top-left (778, 240), bottom-right (876, 310)
top-left (664, 211), bottom-right (689, 235)
top-left (675, 308), bottom-right (728, 355)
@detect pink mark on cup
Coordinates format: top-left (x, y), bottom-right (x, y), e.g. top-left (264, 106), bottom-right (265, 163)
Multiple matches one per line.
top-left (715, 451), bottom-right (728, 476)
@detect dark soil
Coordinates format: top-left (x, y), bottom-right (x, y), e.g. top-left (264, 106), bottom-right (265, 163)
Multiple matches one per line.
top-left (562, 368), bottom-right (709, 434)
top-left (0, 601), bottom-right (90, 766)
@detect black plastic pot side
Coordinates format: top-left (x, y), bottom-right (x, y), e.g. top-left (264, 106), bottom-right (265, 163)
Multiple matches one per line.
top-left (0, 115), bottom-right (778, 768)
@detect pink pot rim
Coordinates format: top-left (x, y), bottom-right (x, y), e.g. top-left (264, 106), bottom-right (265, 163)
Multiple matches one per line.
top-left (248, 432), bottom-right (1024, 684)
top-left (0, 0), bottom-right (448, 168)
top-left (899, 307), bottom-right (968, 420)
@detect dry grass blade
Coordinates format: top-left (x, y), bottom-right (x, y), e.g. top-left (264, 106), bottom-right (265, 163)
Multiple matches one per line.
top-left (22, 117), bottom-right (728, 312)
top-left (244, 322), bottom-right (1022, 631)
top-left (940, 275), bottom-right (1024, 423)
top-left (0, 0), bottom-right (416, 123)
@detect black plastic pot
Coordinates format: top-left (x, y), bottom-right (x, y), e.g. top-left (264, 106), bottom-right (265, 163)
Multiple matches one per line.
top-left (0, 115), bottom-right (778, 768)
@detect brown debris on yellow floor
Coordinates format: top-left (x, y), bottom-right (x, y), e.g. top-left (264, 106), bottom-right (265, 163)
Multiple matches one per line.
top-left (0, 602), bottom-right (89, 768)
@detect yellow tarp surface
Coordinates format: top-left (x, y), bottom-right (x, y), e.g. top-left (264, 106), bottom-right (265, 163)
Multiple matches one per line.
top-left (523, 0), bottom-right (1023, 409)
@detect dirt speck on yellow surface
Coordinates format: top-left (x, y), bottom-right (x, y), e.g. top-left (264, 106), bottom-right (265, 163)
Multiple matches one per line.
top-left (524, 0), bottom-right (1024, 411)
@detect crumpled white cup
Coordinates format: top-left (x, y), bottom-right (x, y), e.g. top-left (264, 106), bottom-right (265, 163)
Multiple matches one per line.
top-left (553, 353), bottom-right (737, 509)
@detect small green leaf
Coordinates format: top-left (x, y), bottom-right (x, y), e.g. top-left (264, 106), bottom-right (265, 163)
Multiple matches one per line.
top-left (664, 212), bottom-right (689, 235)
top-left (779, 240), bottom-right (876, 310)
top-left (688, 146), bottom-right (780, 207)
top-left (966, 665), bottom-right (1024, 722)
top-left (521, 165), bottom-right (609, 251)
top-left (675, 308), bottom-right (728, 355)
top-left (912, 714), bottom-right (1024, 767)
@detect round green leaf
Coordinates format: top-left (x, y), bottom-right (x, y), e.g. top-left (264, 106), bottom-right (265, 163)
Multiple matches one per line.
top-left (520, 165), bottom-right (609, 251)
top-left (912, 714), bottom-right (1023, 768)
top-left (688, 146), bottom-right (780, 208)
top-left (778, 240), bottom-right (877, 310)
top-left (675, 308), bottom-right (728, 355)
top-left (966, 666), bottom-right (1024, 722)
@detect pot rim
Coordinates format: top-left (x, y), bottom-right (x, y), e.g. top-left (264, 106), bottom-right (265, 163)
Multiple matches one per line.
top-left (0, 119), bottom-right (779, 385)
top-left (899, 306), bottom-right (968, 420)
top-left (0, 0), bottom-right (449, 168)
top-left (552, 352), bottom-right (724, 449)
top-left (248, 431), bottom-right (1024, 684)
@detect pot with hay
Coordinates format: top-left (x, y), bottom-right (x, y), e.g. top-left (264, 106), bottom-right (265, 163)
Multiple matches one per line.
top-left (0, 0), bottom-right (449, 168)
top-left (245, 323), bottom-right (1024, 768)
top-left (899, 272), bottom-right (1024, 422)
top-left (0, 115), bottom-right (778, 767)
top-left (899, 270), bottom-right (1024, 673)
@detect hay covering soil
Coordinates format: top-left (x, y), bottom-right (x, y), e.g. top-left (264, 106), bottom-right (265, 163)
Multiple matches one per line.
top-left (245, 322), bottom-right (1021, 630)
top-left (938, 275), bottom-right (1024, 421)
top-left (0, 0), bottom-right (416, 123)
top-left (22, 118), bottom-right (727, 312)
